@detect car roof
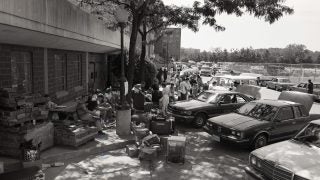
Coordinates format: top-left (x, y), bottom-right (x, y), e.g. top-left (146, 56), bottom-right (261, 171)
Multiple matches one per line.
top-left (311, 120), bottom-right (320, 125)
top-left (253, 99), bottom-right (300, 107)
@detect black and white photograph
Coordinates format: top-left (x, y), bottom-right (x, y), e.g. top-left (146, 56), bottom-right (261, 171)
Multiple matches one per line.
top-left (0, 0), bottom-right (319, 179)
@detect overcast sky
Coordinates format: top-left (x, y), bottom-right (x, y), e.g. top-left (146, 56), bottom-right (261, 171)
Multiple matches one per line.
top-left (162, 0), bottom-right (320, 52)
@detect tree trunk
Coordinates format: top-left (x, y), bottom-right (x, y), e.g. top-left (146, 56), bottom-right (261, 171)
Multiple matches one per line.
top-left (139, 21), bottom-right (147, 84)
top-left (127, 13), bottom-right (140, 103)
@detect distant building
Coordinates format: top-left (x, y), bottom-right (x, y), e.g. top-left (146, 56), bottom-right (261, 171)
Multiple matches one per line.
top-left (154, 28), bottom-right (181, 63)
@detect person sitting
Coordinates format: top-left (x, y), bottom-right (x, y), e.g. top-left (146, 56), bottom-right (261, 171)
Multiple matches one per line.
top-left (76, 95), bottom-right (104, 135)
top-left (131, 84), bottom-right (145, 113)
top-left (44, 94), bottom-right (58, 110)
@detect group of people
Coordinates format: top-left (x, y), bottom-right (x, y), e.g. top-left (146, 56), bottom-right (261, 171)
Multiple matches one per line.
top-left (45, 88), bottom-right (118, 135)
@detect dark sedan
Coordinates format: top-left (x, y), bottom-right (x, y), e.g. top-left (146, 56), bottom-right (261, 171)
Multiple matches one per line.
top-left (204, 99), bottom-right (312, 149)
top-left (168, 90), bottom-right (252, 128)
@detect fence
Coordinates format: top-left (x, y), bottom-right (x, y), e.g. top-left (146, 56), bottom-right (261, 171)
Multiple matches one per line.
top-left (218, 62), bottom-right (320, 83)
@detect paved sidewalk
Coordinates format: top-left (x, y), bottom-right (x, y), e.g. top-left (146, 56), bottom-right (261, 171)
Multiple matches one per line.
top-left (0, 128), bottom-right (134, 177)
top-left (54, 129), bottom-right (248, 180)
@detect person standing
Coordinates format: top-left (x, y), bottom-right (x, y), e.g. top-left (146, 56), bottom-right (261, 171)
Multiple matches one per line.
top-left (307, 79), bottom-right (314, 94)
top-left (179, 78), bottom-right (188, 100)
top-left (160, 83), bottom-right (170, 115)
top-left (163, 67), bottom-right (168, 83)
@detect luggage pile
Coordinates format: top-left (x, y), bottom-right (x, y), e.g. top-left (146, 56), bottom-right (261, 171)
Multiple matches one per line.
top-left (0, 88), bottom-right (53, 157)
top-left (127, 109), bottom-right (186, 163)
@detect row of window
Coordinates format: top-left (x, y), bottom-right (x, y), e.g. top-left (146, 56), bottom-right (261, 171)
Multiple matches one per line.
top-left (2, 51), bottom-right (83, 94)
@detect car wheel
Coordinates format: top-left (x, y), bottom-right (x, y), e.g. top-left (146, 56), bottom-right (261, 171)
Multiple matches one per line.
top-left (194, 113), bottom-right (206, 128)
top-left (275, 86), bottom-right (279, 91)
top-left (252, 134), bottom-right (267, 149)
top-left (266, 85), bottom-right (270, 89)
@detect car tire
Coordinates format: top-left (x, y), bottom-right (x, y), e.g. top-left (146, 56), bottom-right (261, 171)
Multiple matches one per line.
top-left (194, 113), bottom-right (206, 128)
top-left (252, 134), bottom-right (267, 149)
top-left (275, 86), bottom-right (279, 91)
top-left (266, 85), bottom-right (270, 89)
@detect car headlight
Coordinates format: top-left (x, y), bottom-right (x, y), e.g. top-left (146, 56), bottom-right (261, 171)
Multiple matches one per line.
top-left (231, 130), bottom-right (243, 138)
top-left (182, 110), bottom-right (192, 115)
top-left (250, 155), bottom-right (257, 165)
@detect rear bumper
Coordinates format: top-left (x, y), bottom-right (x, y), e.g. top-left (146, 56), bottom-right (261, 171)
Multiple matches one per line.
top-left (244, 166), bottom-right (266, 180)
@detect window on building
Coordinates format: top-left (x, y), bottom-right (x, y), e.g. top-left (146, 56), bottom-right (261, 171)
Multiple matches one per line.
top-left (54, 54), bottom-right (67, 91)
top-left (11, 52), bottom-right (33, 93)
top-left (75, 54), bottom-right (82, 86)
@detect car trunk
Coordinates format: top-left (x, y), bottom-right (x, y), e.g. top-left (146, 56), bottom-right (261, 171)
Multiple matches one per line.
top-left (278, 91), bottom-right (314, 112)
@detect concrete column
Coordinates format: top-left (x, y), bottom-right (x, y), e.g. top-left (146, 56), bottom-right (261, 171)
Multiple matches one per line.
top-left (44, 48), bottom-right (48, 94)
top-left (85, 52), bottom-right (89, 92)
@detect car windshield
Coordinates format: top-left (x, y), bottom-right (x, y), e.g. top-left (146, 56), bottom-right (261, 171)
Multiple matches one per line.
top-left (236, 102), bottom-right (278, 121)
top-left (293, 123), bottom-right (320, 148)
top-left (196, 92), bottom-right (219, 103)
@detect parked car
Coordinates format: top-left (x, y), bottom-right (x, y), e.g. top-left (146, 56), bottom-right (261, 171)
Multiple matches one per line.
top-left (203, 91), bottom-right (314, 149)
top-left (245, 119), bottom-right (320, 180)
top-left (200, 66), bottom-right (212, 77)
top-left (258, 76), bottom-right (273, 87)
top-left (266, 77), bottom-right (295, 91)
top-left (168, 90), bottom-right (253, 128)
top-left (290, 82), bottom-right (320, 102)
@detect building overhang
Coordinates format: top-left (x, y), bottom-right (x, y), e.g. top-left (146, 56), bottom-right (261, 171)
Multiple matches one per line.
top-left (0, 23), bottom-right (119, 53)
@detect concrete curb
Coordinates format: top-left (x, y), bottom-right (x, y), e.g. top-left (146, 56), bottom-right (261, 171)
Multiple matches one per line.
top-left (41, 139), bottom-right (135, 163)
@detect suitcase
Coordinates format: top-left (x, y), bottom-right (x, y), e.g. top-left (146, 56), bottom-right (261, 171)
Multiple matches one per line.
top-left (166, 136), bottom-right (186, 164)
top-left (142, 134), bottom-right (160, 147)
top-left (150, 121), bottom-right (172, 135)
top-left (126, 145), bottom-right (139, 158)
top-left (150, 116), bottom-right (175, 135)
top-left (138, 147), bottom-right (158, 161)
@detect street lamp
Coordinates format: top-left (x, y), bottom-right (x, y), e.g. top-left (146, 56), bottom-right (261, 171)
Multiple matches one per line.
top-left (115, 7), bottom-right (129, 109)
top-left (115, 7), bottom-right (131, 136)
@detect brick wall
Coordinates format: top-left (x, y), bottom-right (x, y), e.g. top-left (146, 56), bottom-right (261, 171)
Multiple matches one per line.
top-left (0, 44), bottom-right (45, 94)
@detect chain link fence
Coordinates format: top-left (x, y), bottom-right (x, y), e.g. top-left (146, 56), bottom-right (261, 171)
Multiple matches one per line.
top-left (218, 62), bottom-right (320, 83)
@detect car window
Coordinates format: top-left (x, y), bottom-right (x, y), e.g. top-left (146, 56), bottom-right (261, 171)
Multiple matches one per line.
top-left (298, 83), bottom-right (304, 88)
top-left (299, 106), bottom-right (308, 117)
top-left (237, 102), bottom-right (278, 121)
top-left (275, 107), bottom-right (294, 121)
top-left (220, 94), bottom-right (233, 104)
top-left (293, 106), bottom-right (302, 118)
top-left (236, 95), bottom-right (246, 103)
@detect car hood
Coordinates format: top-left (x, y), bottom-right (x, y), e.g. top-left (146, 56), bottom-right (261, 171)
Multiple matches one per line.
top-left (208, 113), bottom-right (268, 131)
top-left (252, 140), bottom-right (320, 179)
top-left (171, 100), bottom-right (212, 110)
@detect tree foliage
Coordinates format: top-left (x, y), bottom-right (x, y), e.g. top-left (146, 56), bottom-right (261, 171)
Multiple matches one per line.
top-left (193, 0), bottom-right (294, 31)
top-left (181, 44), bottom-right (320, 64)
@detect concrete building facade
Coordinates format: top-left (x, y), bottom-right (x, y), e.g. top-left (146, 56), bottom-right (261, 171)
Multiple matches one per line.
top-left (0, 0), bottom-right (129, 103)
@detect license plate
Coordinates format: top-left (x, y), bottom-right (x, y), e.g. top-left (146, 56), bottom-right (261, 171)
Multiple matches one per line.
top-left (212, 134), bottom-right (220, 142)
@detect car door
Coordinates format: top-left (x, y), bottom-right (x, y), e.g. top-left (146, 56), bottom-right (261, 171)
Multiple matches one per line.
top-left (269, 106), bottom-right (297, 141)
top-left (292, 106), bottom-right (310, 133)
top-left (233, 94), bottom-right (248, 109)
top-left (217, 94), bottom-right (237, 114)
